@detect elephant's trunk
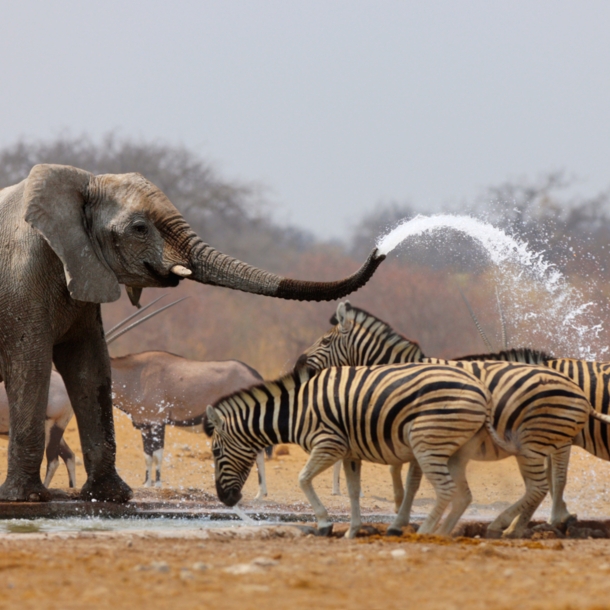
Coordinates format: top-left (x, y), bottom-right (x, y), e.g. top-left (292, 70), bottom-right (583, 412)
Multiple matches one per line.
top-left (179, 233), bottom-right (385, 302)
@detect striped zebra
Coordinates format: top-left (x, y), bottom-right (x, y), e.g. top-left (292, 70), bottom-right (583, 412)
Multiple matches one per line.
top-left (298, 302), bottom-right (605, 537)
top-left (205, 363), bottom-right (494, 538)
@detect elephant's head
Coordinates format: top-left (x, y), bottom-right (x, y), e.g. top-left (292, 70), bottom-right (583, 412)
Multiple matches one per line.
top-left (24, 164), bottom-right (385, 306)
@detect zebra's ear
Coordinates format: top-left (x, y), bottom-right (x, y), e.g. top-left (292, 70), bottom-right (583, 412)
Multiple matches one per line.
top-left (336, 301), bottom-right (354, 332)
top-left (206, 405), bottom-right (223, 432)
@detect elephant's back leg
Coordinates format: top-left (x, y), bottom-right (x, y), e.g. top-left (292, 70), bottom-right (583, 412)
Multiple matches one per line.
top-left (0, 350), bottom-right (53, 501)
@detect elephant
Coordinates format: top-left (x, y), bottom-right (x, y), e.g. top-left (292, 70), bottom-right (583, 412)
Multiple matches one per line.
top-left (2, 356), bottom-right (270, 496)
top-left (0, 297), bottom-right (182, 489)
top-left (0, 373), bottom-right (76, 489)
top-left (0, 164), bottom-right (384, 502)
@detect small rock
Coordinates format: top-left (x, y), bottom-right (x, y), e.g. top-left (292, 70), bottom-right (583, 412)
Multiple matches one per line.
top-left (179, 569), bottom-right (193, 581)
top-left (251, 556), bottom-right (279, 568)
top-left (503, 569), bottom-right (514, 578)
top-left (390, 549), bottom-right (407, 559)
top-left (150, 561), bottom-right (170, 573)
top-left (224, 563), bottom-right (263, 575)
top-left (192, 562), bottom-right (210, 571)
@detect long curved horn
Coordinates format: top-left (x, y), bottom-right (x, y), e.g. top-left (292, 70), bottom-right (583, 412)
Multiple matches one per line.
top-left (106, 297), bottom-right (189, 344)
top-left (105, 294), bottom-right (168, 337)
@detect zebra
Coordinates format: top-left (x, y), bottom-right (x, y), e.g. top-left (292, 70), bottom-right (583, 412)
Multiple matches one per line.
top-left (205, 362), bottom-right (495, 538)
top-left (297, 301), bottom-right (606, 536)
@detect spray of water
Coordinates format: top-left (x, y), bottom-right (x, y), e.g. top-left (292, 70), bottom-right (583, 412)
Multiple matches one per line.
top-left (232, 504), bottom-right (257, 525)
top-left (377, 214), bottom-right (607, 359)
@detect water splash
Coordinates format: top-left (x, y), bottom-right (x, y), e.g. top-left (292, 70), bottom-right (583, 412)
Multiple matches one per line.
top-left (232, 504), bottom-right (257, 525)
top-left (377, 214), bottom-right (607, 359)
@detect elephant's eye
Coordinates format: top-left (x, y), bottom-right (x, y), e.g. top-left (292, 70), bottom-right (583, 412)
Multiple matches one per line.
top-left (131, 221), bottom-right (148, 236)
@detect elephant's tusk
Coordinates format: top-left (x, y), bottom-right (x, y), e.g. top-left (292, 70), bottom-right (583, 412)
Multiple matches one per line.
top-left (171, 265), bottom-right (192, 277)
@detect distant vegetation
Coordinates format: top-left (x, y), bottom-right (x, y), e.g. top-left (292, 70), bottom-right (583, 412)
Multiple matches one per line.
top-left (2, 134), bottom-right (609, 374)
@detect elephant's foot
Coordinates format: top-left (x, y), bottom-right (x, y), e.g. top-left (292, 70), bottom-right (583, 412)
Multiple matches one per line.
top-left (81, 471), bottom-right (133, 503)
top-left (0, 478), bottom-right (51, 502)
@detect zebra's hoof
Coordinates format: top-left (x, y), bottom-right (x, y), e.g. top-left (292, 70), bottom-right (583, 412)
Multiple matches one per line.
top-left (295, 525), bottom-right (319, 536)
top-left (386, 527), bottom-right (402, 537)
top-left (317, 525), bottom-right (333, 537)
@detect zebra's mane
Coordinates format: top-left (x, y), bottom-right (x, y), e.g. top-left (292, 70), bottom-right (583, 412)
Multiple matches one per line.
top-left (204, 367), bottom-right (315, 436)
top-left (455, 347), bottom-right (552, 364)
top-left (332, 306), bottom-right (423, 352)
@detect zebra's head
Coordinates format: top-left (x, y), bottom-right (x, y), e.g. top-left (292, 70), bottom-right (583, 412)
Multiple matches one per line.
top-left (297, 301), bottom-right (425, 372)
top-left (296, 301), bottom-right (356, 372)
top-left (205, 405), bottom-right (258, 507)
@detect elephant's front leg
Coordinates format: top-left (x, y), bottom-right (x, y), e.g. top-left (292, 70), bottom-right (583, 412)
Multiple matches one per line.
top-left (0, 358), bottom-right (53, 501)
top-left (53, 313), bottom-right (132, 503)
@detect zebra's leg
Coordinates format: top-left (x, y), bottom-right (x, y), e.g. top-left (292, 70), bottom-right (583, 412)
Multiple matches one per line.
top-left (254, 450), bottom-right (268, 500)
top-left (58, 437), bottom-right (77, 488)
top-left (545, 454), bottom-right (553, 502)
top-left (490, 453), bottom-right (549, 539)
top-left (387, 461), bottom-right (423, 536)
top-left (415, 457), bottom-right (457, 535)
top-left (332, 461), bottom-right (342, 495)
top-left (437, 452), bottom-right (472, 536)
top-left (390, 463), bottom-right (405, 512)
top-left (548, 444), bottom-right (575, 527)
top-left (298, 446), bottom-right (345, 536)
top-left (342, 458), bottom-right (363, 538)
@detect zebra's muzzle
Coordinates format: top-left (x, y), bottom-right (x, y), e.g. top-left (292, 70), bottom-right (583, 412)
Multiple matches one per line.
top-left (216, 481), bottom-right (242, 507)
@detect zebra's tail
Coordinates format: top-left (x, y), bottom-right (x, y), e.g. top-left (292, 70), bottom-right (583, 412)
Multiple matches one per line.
top-left (588, 407), bottom-right (610, 425)
top-left (483, 413), bottom-right (517, 456)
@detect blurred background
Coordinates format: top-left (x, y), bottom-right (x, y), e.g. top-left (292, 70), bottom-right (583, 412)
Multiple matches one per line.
top-left (2, 1), bottom-right (610, 375)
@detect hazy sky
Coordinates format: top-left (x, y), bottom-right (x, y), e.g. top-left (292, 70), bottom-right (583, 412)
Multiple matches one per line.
top-left (2, 1), bottom-right (609, 239)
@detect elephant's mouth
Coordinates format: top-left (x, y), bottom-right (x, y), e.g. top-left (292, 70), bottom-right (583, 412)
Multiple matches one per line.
top-left (144, 262), bottom-right (181, 287)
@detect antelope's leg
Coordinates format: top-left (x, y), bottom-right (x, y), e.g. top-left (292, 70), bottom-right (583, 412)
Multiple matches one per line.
top-left (254, 451), bottom-right (268, 500)
top-left (332, 461), bottom-right (342, 495)
top-left (390, 464), bottom-right (405, 512)
top-left (58, 438), bottom-right (77, 488)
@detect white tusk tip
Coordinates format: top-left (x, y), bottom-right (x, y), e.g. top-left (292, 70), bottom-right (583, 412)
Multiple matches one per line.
top-left (171, 265), bottom-right (192, 277)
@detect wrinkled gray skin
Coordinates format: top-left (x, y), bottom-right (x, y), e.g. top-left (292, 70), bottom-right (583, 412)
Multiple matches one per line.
top-left (0, 164), bottom-right (383, 502)
top-left (0, 373), bottom-right (76, 488)
top-left (0, 353), bottom-right (267, 495)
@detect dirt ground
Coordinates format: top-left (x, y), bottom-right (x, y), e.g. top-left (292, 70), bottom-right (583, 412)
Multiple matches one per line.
top-left (1, 412), bottom-right (610, 609)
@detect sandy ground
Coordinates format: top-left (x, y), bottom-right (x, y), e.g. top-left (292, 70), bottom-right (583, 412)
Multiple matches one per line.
top-left (1, 412), bottom-right (610, 608)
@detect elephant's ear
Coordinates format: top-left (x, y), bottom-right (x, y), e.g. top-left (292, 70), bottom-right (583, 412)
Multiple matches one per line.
top-left (24, 164), bottom-right (121, 303)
